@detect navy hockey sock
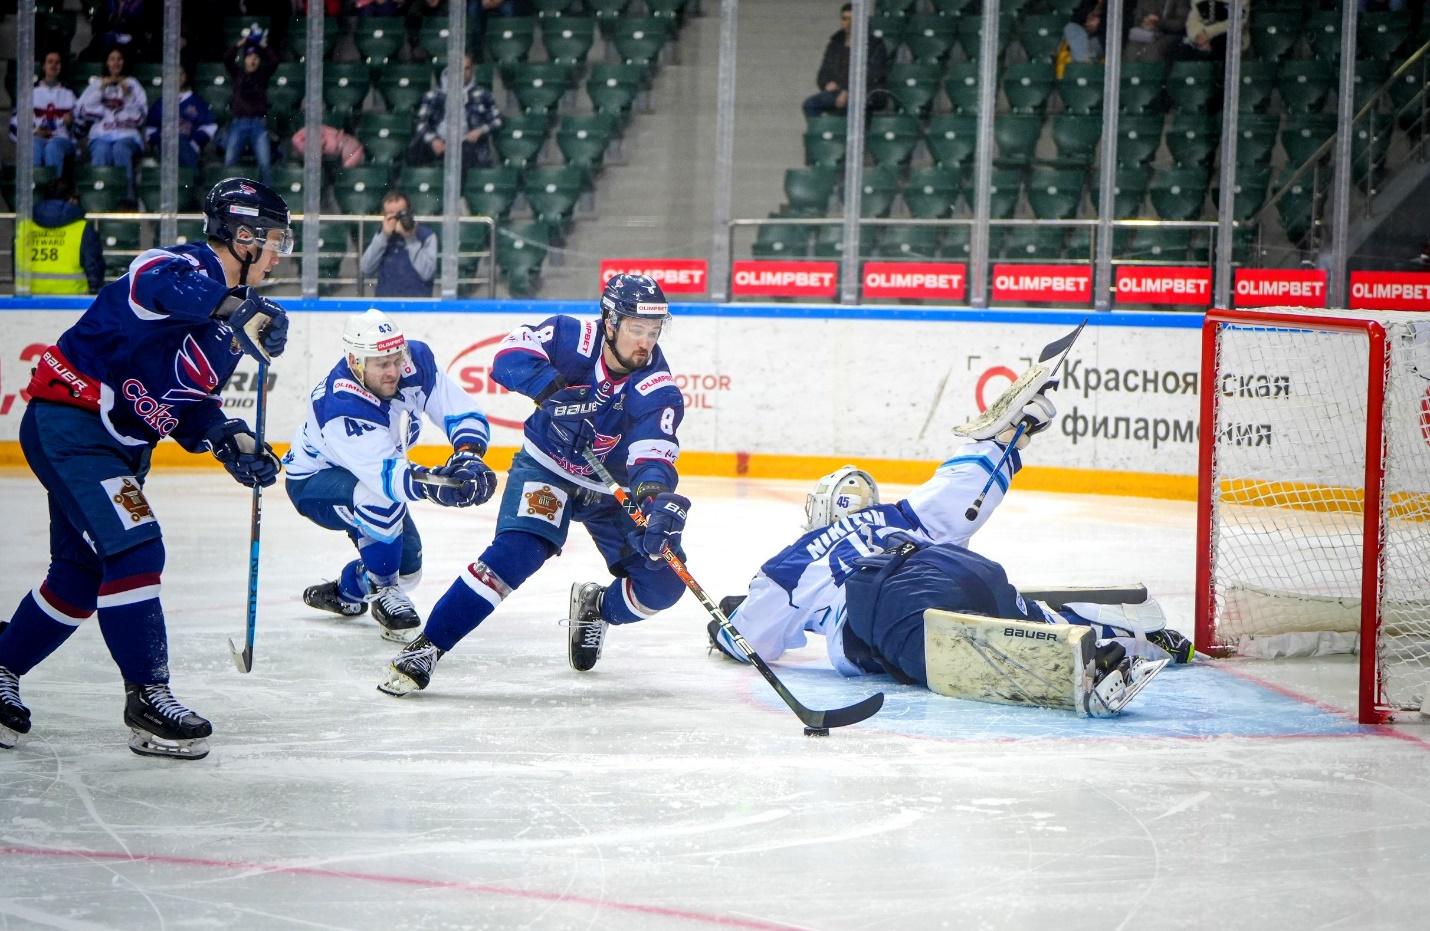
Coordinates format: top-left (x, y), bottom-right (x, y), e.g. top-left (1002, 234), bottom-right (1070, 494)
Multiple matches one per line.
top-left (424, 533), bottom-right (551, 651)
top-left (357, 536), bottom-right (403, 582)
top-left (0, 584), bottom-right (91, 675)
top-left (96, 541), bottom-right (170, 684)
top-left (338, 559), bottom-right (368, 603)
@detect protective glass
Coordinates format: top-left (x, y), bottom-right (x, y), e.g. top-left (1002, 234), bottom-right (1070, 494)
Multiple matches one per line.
top-left (236, 224), bottom-right (296, 256)
top-left (615, 315), bottom-right (667, 342)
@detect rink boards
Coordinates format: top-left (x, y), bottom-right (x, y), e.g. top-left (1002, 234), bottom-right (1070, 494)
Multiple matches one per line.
top-left (0, 299), bottom-right (1203, 499)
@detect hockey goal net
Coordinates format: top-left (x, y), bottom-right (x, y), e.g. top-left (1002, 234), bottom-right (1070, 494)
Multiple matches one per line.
top-left (1196, 307), bottom-right (1430, 723)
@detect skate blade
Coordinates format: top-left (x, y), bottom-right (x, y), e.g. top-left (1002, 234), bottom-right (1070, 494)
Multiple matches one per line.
top-left (1, 723), bottom-right (22, 749)
top-left (378, 624), bottom-right (419, 644)
top-left (127, 727), bottom-right (210, 761)
top-left (377, 667), bottom-right (421, 696)
top-left (1089, 658), bottom-right (1170, 717)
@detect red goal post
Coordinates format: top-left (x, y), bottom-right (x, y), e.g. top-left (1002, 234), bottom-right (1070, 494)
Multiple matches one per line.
top-left (1196, 307), bottom-right (1430, 724)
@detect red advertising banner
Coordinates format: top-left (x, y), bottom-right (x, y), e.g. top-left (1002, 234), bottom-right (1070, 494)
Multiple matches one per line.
top-left (1348, 271), bottom-right (1430, 311)
top-left (730, 260), bottom-right (839, 298)
top-left (861, 261), bottom-right (967, 300)
top-left (599, 258), bottom-right (709, 295)
top-left (990, 264), bottom-right (1092, 303)
top-left (1233, 268), bottom-right (1328, 308)
top-left (1115, 266), bottom-right (1212, 306)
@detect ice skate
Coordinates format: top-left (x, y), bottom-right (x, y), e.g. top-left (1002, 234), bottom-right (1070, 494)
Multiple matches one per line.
top-left (567, 582), bottom-right (607, 672)
top-left (303, 580), bottom-right (367, 618)
top-left (369, 583), bottom-right (421, 643)
top-left (706, 620), bottom-right (743, 663)
top-left (378, 635), bottom-right (444, 696)
top-left (124, 682), bottom-right (212, 760)
top-left (1083, 643), bottom-right (1168, 717)
top-left (0, 665), bottom-right (32, 750)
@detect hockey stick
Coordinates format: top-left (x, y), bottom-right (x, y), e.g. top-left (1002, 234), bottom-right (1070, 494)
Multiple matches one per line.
top-left (578, 447), bottom-right (885, 732)
top-left (1019, 584), bottom-right (1149, 607)
top-left (230, 360), bottom-right (268, 674)
top-left (962, 319), bottom-right (1087, 522)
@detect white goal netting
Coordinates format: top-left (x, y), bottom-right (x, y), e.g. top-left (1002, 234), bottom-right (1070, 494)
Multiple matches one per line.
top-left (1204, 308), bottom-right (1430, 714)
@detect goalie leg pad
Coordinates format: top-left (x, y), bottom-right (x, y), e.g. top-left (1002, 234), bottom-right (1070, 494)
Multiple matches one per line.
top-left (923, 609), bottom-right (1096, 711)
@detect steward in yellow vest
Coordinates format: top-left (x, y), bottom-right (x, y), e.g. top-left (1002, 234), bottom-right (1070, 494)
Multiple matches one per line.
top-left (14, 178), bottom-right (105, 295)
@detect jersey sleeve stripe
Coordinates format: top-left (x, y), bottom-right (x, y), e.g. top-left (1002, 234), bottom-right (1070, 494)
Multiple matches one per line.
top-left (939, 454), bottom-right (1011, 493)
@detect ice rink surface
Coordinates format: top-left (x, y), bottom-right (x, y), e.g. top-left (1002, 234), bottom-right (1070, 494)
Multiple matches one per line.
top-left (3, 468), bottom-right (1429, 931)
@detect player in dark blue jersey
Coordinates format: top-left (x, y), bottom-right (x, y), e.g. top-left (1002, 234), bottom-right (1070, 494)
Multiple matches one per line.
top-left (378, 274), bottom-right (691, 696)
top-left (0, 178), bottom-right (292, 759)
top-left (285, 309), bottom-right (497, 642)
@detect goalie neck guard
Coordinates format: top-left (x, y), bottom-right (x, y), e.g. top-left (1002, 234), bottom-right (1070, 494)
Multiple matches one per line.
top-left (343, 308), bottom-right (410, 391)
top-left (804, 465), bottom-right (879, 530)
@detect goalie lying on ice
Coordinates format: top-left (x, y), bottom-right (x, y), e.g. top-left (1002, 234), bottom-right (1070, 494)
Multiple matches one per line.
top-left (709, 384), bottom-right (1190, 716)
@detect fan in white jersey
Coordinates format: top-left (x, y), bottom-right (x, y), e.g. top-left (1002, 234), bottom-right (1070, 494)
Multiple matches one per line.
top-left (709, 386), bottom-right (1193, 714)
top-left (283, 309), bottom-right (498, 642)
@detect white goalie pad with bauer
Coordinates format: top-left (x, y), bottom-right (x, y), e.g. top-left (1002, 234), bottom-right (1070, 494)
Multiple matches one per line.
top-left (922, 610), bottom-right (1163, 716)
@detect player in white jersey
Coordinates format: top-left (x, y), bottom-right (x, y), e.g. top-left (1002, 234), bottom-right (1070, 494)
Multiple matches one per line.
top-left (710, 384), bottom-right (1192, 714)
top-left (283, 310), bottom-right (497, 641)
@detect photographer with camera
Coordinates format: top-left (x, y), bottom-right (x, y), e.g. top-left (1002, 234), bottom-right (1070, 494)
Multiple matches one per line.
top-left (360, 191), bottom-right (438, 298)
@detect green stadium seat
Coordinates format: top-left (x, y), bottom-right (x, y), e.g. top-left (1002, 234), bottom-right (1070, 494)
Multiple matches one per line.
top-left (1236, 61), bottom-right (1278, 113)
top-left (498, 221), bottom-right (553, 296)
top-left (172, 219), bottom-right (207, 246)
top-left (586, 63), bottom-right (649, 117)
top-left (557, 115), bottom-right (615, 173)
top-left (1164, 114), bottom-right (1219, 166)
top-left (1304, 12), bottom-right (1341, 60)
top-left (954, 15), bottom-right (1015, 61)
top-left (509, 63), bottom-right (573, 116)
top-left (1233, 114), bottom-right (1280, 167)
top-left (1353, 60), bottom-right (1389, 111)
top-left (865, 114), bottom-right (921, 167)
top-left (1026, 167), bottom-right (1084, 220)
top-left (993, 114), bottom-right (1044, 168)
top-left (869, 14), bottom-right (907, 59)
top-left (1058, 63), bottom-right (1105, 114)
top-left (523, 166), bottom-right (586, 229)
top-left (612, 18), bottom-right (671, 68)
top-left (1065, 225), bottom-right (1093, 262)
top-left (267, 165), bottom-right (308, 203)
top-left (803, 116), bottom-right (847, 169)
top-left (1119, 62), bottom-right (1166, 114)
top-left (292, 16), bottom-right (341, 62)
top-left (1000, 225), bottom-right (1066, 262)
top-left (378, 64), bottom-right (433, 113)
top-left (464, 167), bottom-right (521, 220)
top-left (1002, 62), bottom-right (1056, 114)
top-left (1018, 14), bottom-right (1066, 61)
top-left (75, 165), bottom-right (127, 212)
top-left (1165, 61), bottom-right (1217, 112)
top-left (495, 113), bottom-right (551, 168)
top-left (1092, 168), bottom-right (1150, 218)
top-left (589, 0), bottom-right (634, 34)
top-left (459, 220), bottom-right (491, 285)
top-left (943, 63), bottom-right (982, 115)
top-left (132, 63), bottom-right (164, 98)
top-left (335, 165), bottom-right (392, 215)
top-left (194, 62), bottom-right (232, 118)
top-left (902, 166), bottom-right (960, 219)
top-left (97, 220), bottom-right (142, 279)
top-left (1280, 113), bottom-right (1336, 167)
top-left (1127, 226), bottom-right (1193, 263)
top-left (1249, 10), bottom-right (1300, 61)
top-left (397, 166), bottom-right (446, 215)
top-left (876, 224), bottom-right (940, 260)
top-left (811, 223), bottom-right (875, 261)
top-left (137, 167), bottom-right (197, 213)
top-left (323, 64), bottom-right (371, 125)
top-left (875, 0), bottom-right (918, 14)
top-left (1278, 60), bottom-right (1333, 114)
top-left (1116, 114), bottom-right (1165, 166)
top-left (924, 114), bottom-right (978, 167)
top-left (1359, 11), bottom-right (1409, 59)
top-left (859, 165), bottom-right (901, 218)
top-left (354, 16), bottom-right (405, 65)
top-left (752, 222), bottom-right (812, 259)
top-left (963, 168), bottom-right (1023, 219)
top-left (413, 17), bottom-right (453, 65)
top-left (646, 0), bottom-right (691, 25)
top-left (931, 0), bottom-right (977, 13)
top-left (783, 167), bottom-right (839, 214)
top-left (1049, 113), bottom-right (1102, 167)
top-left (1389, 61), bottom-right (1427, 135)
top-left (886, 63), bottom-right (941, 115)
top-left (1213, 165), bottom-right (1272, 223)
top-left (1352, 111), bottom-right (1393, 190)
top-left (533, 0), bottom-right (583, 16)
top-left (486, 17), bottom-right (537, 69)
top-left (1148, 167), bottom-right (1209, 221)
top-left (357, 112), bottom-right (411, 163)
top-left (903, 15), bottom-right (957, 63)
top-left (1273, 171), bottom-right (1317, 246)
top-left (936, 223), bottom-right (971, 261)
top-left (542, 16), bottom-right (597, 66)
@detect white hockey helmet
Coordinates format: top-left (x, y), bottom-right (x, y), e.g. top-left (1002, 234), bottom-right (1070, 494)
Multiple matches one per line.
top-left (343, 308), bottom-right (409, 385)
top-left (804, 465), bottom-right (879, 531)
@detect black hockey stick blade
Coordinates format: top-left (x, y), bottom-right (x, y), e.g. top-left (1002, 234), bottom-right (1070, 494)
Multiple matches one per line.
top-left (229, 638), bottom-right (252, 674)
top-left (411, 471), bottom-right (468, 489)
top-left (1040, 318), bottom-right (1087, 364)
top-left (1020, 584), bottom-right (1149, 607)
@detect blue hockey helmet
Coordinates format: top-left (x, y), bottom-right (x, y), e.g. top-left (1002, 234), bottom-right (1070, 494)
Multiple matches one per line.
top-left (204, 177), bottom-right (294, 256)
top-left (600, 273), bottom-right (670, 331)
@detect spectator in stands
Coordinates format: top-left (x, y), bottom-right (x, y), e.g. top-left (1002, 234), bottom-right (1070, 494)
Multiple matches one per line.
top-left (223, 23), bottom-right (280, 183)
top-left (1124, 0), bottom-right (1189, 63)
top-left (80, 0), bottom-right (162, 63)
top-left (8, 51), bottom-right (78, 173)
top-left (1174, 0), bottom-right (1247, 62)
top-left (1063, 1), bottom-right (1136, 63)
top-left (802, 3), bottom-right (890, 120)
top-left (76, 45), bottom-right (147, 208)
top-left (15, 176), bottom-right (105, 295)
top-left (289, 124), bottom-right (366, 168)
top-left (144, 63), bottom-right (216, 168)
top-left (406, 52), bottom-right (502, 173)
top-left (361, 190), bottom-right (438, 298)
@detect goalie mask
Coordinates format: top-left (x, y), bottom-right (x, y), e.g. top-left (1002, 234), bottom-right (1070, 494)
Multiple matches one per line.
top-left (804, 465), bottom-right (879, 531)
top-left (343, 309), bottom-right (411, 398)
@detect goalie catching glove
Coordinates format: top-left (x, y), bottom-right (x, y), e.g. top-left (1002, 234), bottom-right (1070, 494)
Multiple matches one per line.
top-left (203, 418), bottom-right (281, 488)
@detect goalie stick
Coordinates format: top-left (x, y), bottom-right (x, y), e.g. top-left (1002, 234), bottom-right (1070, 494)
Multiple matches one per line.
top-left (229, 360), bottom-right (269, 674)
top-left (1019, 584), bottom-right (1149, 607)
top-left (577, 447), bottom-right (885, 732)
top-left (959, 319), bottom-right (1086, 522)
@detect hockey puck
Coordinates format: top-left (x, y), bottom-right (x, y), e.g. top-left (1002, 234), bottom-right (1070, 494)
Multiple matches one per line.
top-left (804, 726), bottom-right (830, 737)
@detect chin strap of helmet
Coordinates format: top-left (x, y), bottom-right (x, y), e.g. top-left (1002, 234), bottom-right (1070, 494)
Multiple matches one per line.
top-left (602, 314), bottom-right (641, 375)
top-left (226, 236), bottom-right (258, 287)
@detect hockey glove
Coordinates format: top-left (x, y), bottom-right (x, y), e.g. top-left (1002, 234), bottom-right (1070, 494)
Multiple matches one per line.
top-left (215, 287), bottom-right (289, 362)
top-left (412, 456), bottom-right (489, 508)
top-left (634, 491), bottom-right (691, 563)
top-left (541, 384), bottom-right (602, 459)
top-left (996, 390), bottom-right (1058, 450)
top-left (445, 448), bottom-right (499, 506)
top-left (203, 418), bottom-right (281, 488)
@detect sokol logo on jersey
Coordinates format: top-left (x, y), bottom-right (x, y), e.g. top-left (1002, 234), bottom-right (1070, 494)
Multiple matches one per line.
top-left (122, 379), bottom-right (180, 435)
top-left (165, 335), bottom-right (221, 403)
